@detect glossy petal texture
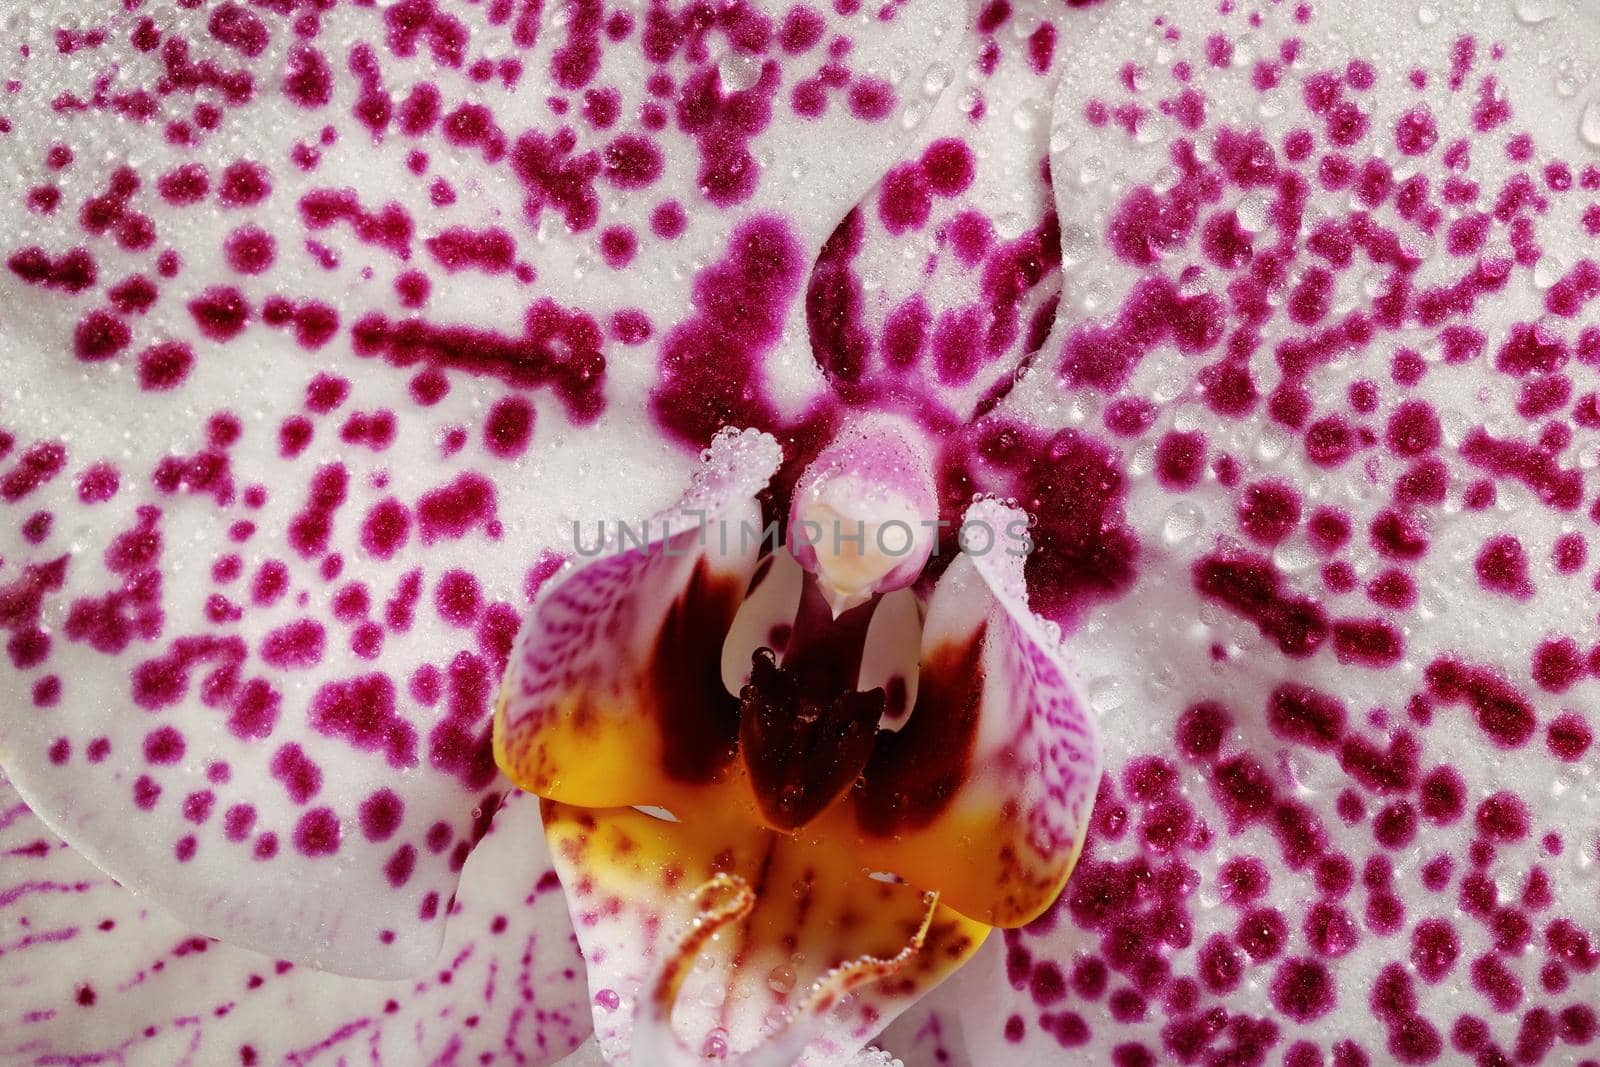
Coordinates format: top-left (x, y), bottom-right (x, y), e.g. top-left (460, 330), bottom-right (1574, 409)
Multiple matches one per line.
top-left (0, 0), bottom-right (963, 974)
top-left (495, 428), bottom-right (778, 812)
top-left (836, 499), bottom-right (1100, 928)
top-left (886, 0), bottom-right (1600, 1062)
top-left (541, 801), bottom-right (987, 1065)
top-left (0, 772), bottom-right (589, 1065)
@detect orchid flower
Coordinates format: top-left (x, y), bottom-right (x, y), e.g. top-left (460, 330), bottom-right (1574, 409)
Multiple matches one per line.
top-left (4, 0), bottom-right (1600, 1065)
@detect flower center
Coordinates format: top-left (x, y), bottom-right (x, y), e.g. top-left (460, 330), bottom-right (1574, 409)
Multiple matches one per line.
top-left (735, 579), bottom-right (885, 831)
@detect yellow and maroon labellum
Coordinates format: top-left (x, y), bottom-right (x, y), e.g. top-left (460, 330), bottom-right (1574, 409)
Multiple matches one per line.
top-left (496, 437), bottom-right (1100, 1060)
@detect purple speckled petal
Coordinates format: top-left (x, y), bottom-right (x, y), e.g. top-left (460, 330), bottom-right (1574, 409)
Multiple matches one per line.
top-left (0, 0), bottom-right (964, 974)
top-left (805, 0), bottom-right (1112, 419)
top-left (885, 0), bottom-right (1600, 1061)
top-left (0, 770), bottom-right (589, 1065)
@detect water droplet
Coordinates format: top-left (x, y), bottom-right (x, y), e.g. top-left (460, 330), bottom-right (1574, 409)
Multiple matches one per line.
top-left (1059, 224), bottom-right (1093, 268)
top-left (1012, 98), bottom-right (1047, 132)
top-left (716, 53), bottom-right (758, 92)
top-left (1580, 97), bottom-right (1600, 149)
top-left (1512, 0), bottom-right (1556, 23)
top-left (593, 988), bottom-right (620, 1013)
top-left (1417, 2), bottom-right (1441, 25)
top-left (1163, 502), bottom-right (1205, 544)
top-left (923, 62), bottom-right (953, 96)
top-left (767, 965), bottom-right (797, 994)
top-left (1272, 539), bottom-right (1315, 575)
top-left (1534, 254), bottom-right (1567, 290)
top-left (701, 1029), bottom-right (730, 1060)
top-left (1235, 194), bottom-right (1270, 233)
top-left (994, 210), bottom-right (1027, 239)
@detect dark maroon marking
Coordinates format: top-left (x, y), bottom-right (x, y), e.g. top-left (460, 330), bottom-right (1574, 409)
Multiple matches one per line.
top-left (286, 463), bottom-right (348, 558)
top-left (1194, 548), bottom-right (1326, 657)
top-left (642, 560), bottom-right (745, 784)
top-left (1424, 657), bottom-right (1536, 748)
top-left (73, 310), bottom-right (131, 362)
top-left (259, 619), bottom-right (325, 670)
top-left (351, 298), bottom-right (603, 422)
top-left (415, 472), bottom-right (496, 544)
top-left (738, 579), bottom-right (882, 830)
top-left (739, 645), bottom-right (882, 831)
top-left (854, 629), bottom-right (984, 836)
top-left (360, 497), bottom-right (412, 559)
top-left (1267, 683), bottom-right (1345, 750)
top-left (988, 428), bottom-right (1139, 627)
top-left (7, 245), bottom-right (97, 291)
top-left (299, 188), bottom-right (414, 258)
top-left (807, 209), bottom-right (871, 395)
top-left (425, 226), bottom-right (515, 273)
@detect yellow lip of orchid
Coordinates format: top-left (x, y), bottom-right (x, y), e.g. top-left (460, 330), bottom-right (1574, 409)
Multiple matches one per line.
top-left (494, 427), bottom-right (1102, 1065)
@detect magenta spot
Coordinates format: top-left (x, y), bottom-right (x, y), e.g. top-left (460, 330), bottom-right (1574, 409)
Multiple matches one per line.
top-left (1237, 906), bottom-right (1288, 960)
top-left (142, 726), bottom-right (185, 765)
top-left (599, 225), bottom-right (637, 268)
top-left (878, 164), bottom-right (930, 235)
top-left (425, 226), bottom-right (516, 273)
top-left (385, 843), bottom-right (418, 887)
top-left (218, 160), bottom-right (271, 207)
top-left (223, 226), bottom-right (276, 274)
top-left (260, 619), bottom-right (325, 669)
top-left (1475, 791), bottom-right (1530, 843)
top-left (73, 309), bottom-right (131, 363)
top-left (287, 463), bottom-right (348, 558)
top-left (1237, 479), bottom-right (1301, 545)
top-left (188, 286), bottom-right (251, 341)
top-left (1267, 683), bottom-right (1345, 751)
top-left (601, 134), bottom-right (663, 188)
top-left (1270, 957), bottom-right (1336, 1022)
top-left (269, 743), bottom-right (323, 804)
top-left (1417, 765), bottom-right (1466, 825)
top-left (650, 200), bottom-right (686, 239)
top-left (1531, 636), bottom-right (1583, 693)
top-left (921, 139), bottom-right (975, 197)
top-left (1394, 106), bottom-right (1439, 155)
top-left (1195, 549), bottom-right (1326, 658)
top-left (435, 569), bottom-right (482, 627)
top-left (358, 498), bottom-right (411, 561)
top-left (358, 789), bottom-right (405, 842)
top-left (416, 473), bottom-right (496, 544)
top-left (310, 673), bottom-right (418, 768)
top-left (1546, 711), bottom-right (1592, 761)
top-left (395, 270), bottom-right (430, 308)
top-left (1155, 431), bottom-right (1206, 490)
top-left (1175, 701), bottom-right (1230, 763)
top-left (847, 77), bottom-right (894, 121)
top-left (1425, 657), bottom-right (1536, 748)
top-left (293, 807), bottom-right (341, 857)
